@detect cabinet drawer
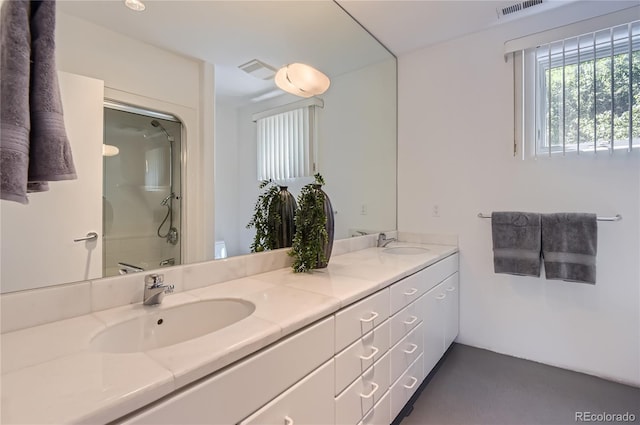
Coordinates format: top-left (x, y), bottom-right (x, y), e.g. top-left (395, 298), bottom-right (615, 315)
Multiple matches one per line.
top-left (421, 253), bottom-right (458, 293)
top-left (119, 317), bottom-right (334, 425)
top-left (389, 298), bottom-right (422, 347)
top-left (389, 271), bottom-right (424, 315)
top-left (390, 322), bottom-right (423, 385)
top-left (238, 359), bottom-right (334, 425)
top-left (335, 351), bottom-right (390, 425)
top-left (335, 319), bottom-right (390, 395)
top-left (335, 289), bottom-right (389, 353)
top-left (358, 390), bottom-right (390, 425)
top-left (390, 354), bottom-right (424, 421)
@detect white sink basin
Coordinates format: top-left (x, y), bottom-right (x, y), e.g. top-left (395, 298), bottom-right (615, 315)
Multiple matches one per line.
top-left (383, 246), bottom-right (430, 255)
top-left (90, 299), bottom-right (255, 353)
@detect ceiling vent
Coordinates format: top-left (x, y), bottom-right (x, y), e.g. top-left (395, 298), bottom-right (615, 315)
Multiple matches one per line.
top-left (238, 59), bottom-right (277, 80)
top-left (497, 0), bottom-right (544, 19)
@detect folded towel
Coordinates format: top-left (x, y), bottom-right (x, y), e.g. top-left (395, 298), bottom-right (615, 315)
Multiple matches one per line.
top-left (491, 211), bottom-right (541, 277)
top-left (542, 213), bottom-right (597, 284)
top-left (0, 0), bottom-right (31, 204)
top-left (27, 0), bottom-right (76, 187)
top-left (0, 0), bottom-right (75, 204)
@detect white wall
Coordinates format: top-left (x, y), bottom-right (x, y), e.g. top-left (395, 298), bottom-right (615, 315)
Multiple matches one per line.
top-left (55, 12), bottom-right (215, 265)
top-left (215, 59), bottom-right (397, 256)
top-left (398, 4), bottom-right (640, 385)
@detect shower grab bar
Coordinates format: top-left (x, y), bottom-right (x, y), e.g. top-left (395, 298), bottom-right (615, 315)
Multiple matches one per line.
top-left (73, 232), bottom-right (98, 242)
top-left (477, 213), bottom-right (622, 221)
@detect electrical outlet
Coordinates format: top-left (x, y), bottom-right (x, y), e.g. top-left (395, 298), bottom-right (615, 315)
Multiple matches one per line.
top-left (360, 204), bottom-right (367, 215)
top-left (432, 205), bottom-right (440, 217)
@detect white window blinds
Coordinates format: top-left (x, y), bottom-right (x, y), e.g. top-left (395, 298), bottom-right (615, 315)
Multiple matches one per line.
top-left (510, 7), bottom-right (640, 157)
top-left (255, 102), bottom-right (318, 181)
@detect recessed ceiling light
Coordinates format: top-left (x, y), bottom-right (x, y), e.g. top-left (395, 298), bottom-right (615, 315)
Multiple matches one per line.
top-left (124, 0), bottom-right (146, 12)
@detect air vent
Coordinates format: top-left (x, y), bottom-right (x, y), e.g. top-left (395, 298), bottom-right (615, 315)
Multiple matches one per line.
top-left (238, 59), bottom-right (277, 80)
top-left (497, 0), bottom-right (544, 18)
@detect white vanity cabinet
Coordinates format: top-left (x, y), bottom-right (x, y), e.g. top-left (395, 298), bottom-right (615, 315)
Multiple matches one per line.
top-left (117, 253), bottom-right (459, 425)
top-left (422, 272), bottom-right (459, 376)
top-left (119, 317), bottom-right (334, 425)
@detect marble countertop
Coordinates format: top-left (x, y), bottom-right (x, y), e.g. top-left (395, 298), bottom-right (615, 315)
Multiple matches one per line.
top-left (1, 243), bottom-right (457, 424)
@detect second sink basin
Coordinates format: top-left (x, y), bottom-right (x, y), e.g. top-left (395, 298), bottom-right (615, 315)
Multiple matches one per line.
top-left (383, 246), bottom-right (430, 255)
top-left (90, 299), bottom-right (255, 353)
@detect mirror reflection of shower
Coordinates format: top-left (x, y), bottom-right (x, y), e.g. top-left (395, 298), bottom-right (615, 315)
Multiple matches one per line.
top-left (149, 119), bottom-right (179, 245)
top-left (103, 104), bottom-right (182, 277)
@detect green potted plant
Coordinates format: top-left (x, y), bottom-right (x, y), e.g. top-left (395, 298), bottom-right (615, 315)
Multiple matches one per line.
top-left (246, 179), bottom-right (297, 252)
top-left (289, 173), bottom-right (334, 272)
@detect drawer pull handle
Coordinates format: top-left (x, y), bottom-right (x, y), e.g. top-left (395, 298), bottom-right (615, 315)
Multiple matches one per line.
top-left (359, 382), bottom-right (379, 399)
top-left (403, 376), bottom-right (418, 390)
top-left (403, 287), bottom-right (418, 296)
top-left (403, 315), bottom-right (418, 325)
top-left (360, 311), bottom-right (379, 323)
top-left (359, 346), bottom-right (379, 360)
top-left (284, 416), bottom-right (294, 425)
top-left (446, 286), bottom-right (455, 292)
top-left (436, 293), bottom-right (446, 300)
top-left (403, 343), bottom-right (418, 354)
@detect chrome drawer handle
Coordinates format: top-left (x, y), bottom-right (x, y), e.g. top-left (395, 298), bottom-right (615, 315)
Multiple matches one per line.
top-left (360, 311), bottom-right (379, 323)
top-left (359, 382), bottom-right (379, 399)
top-left (403, 343), bottom-right (418, 354)
top-left (446, 286), bottom-right (455, 292)
top-left (359, 346), bottom-right (379, 361)
top-left (403, 315), bottom-right (418, 325)
top-left (403, 376), bottom-right (418, 390)
top-left (436, 293), bottom-right (446, 300)
top-left (73, 232), bottom-right (98, 242)
top-left (403, 287), bottom-right (418, 296)
top-left (284, 416), bottom-right (294, 425)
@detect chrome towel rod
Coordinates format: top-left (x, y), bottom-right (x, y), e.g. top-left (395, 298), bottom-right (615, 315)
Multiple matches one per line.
top-left (477, 213), bottom-right (622, 222)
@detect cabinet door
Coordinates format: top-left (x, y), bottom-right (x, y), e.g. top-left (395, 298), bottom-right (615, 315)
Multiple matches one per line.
top-left (422, 283), bottom-right (446, 376)
top-left (443, 273), bottom-right (459, 350)
top-left (335, 351), bottom-right (390, 425)
top-left (389, 354), bottom-right (424, 421)
top-left (239, 359), bottom-right (334, 425)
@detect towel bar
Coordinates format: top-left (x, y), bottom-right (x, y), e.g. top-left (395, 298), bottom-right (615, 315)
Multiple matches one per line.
top-left (477, 213), bottom-right (622, 221)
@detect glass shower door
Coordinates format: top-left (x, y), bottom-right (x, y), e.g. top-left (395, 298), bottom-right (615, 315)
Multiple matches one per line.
top-left (103, 106), bottom-right (182, 277)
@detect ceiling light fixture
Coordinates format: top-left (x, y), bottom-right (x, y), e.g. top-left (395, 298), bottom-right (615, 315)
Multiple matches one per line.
top-left (274, 63), bottom-right (330, 98)
top-left (124, 0), bottom-right (146, 12)
top-left (102, 144), bottom-right (120, 157)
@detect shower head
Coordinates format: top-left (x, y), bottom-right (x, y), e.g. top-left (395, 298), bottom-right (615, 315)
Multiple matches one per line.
top-left (150, 119), bottom-right (175, 142)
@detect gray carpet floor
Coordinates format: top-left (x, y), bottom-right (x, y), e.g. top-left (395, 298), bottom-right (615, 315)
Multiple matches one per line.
top-left (401, 344), bottom-right (640, 425)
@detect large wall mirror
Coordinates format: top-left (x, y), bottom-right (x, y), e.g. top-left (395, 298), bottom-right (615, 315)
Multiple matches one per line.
top-left (0, 1), bottom-right (397, 294)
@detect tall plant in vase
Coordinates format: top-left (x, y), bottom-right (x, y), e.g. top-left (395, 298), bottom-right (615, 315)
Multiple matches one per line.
top-left (289, 173), bottom-right (335, 272)
top-left (246, 179), bottom-right (297, 252)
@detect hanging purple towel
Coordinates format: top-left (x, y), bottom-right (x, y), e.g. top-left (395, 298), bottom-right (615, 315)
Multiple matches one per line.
top-left (0, 0), bottom-right (31, 203)
top-left (541, 213), bottom-right (597, 284)
top-left (0, 0), bottom-right (76, 204)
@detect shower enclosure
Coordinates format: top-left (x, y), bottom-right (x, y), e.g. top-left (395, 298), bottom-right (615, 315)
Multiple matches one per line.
top-left (103, 105), bottom-right (182, 277)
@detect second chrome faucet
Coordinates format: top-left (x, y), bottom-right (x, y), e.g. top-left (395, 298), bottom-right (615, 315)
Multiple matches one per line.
top-left (143, 273), bottom-right (174, 305)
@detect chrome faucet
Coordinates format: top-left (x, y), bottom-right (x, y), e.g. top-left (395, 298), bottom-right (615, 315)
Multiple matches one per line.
top-left (377, 233), bottom-right (397, 248)
top-left (143, 273), bottom-right (174, 306)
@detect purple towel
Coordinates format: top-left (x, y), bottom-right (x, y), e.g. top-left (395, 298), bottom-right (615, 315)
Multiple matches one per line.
top-left (0, 0), bottom-right (76, 204)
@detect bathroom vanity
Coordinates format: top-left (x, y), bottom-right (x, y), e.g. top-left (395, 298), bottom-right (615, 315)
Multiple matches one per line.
top-left (0, 238), bottom-right (458, 424)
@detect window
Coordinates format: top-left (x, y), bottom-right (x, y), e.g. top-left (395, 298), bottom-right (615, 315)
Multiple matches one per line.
top-left (513, 18), bottom-right (639, 157)
top-left (253, 99), bottom-right (320, 180)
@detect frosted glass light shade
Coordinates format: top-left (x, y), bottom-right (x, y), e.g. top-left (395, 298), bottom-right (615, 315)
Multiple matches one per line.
top-left (124, 0), bottom-right (145, 11)
top-left (275, 63), bottom-right (330, 98)
top-left (102, 144), bottom-right (120, 157)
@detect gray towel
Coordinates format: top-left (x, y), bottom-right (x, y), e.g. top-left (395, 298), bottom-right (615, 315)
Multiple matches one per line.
top-left (0, 0), bottom-right (76, 204)
top-left (0, 0), bottom-right (31, 203)
top-left (28, 0), bottom-right (76, 188)
top-left (491, 212), bottom-right (541, 277)
top-left (542, 213), bottom-right (597, 284)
